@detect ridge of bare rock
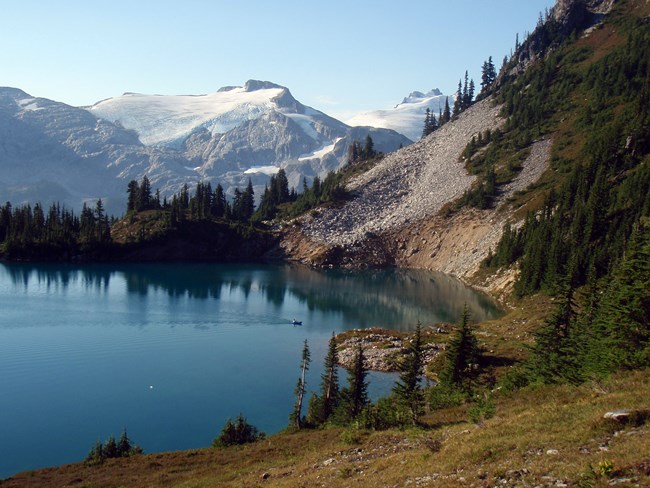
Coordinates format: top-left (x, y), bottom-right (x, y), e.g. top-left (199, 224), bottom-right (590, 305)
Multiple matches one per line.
top-left (300, 98), bottom-right (504, 247)
top-left (281, 99), bottom-right (554, 299)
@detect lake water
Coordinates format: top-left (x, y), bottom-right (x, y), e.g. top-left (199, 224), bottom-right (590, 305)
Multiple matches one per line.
top-left (0, 262), bottom-right (501, 478)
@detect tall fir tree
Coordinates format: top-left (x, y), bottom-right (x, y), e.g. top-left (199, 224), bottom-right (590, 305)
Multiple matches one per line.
top-left (393, 322), bottom-right (425, 425)
top-left (441, 97), bottom-right (451, 125)
top-left (439, 305), bottom-right (481, 392)
top-left (526, 280), bottom-right (579, 384)
top-left (291, 339), bottom-right (311, 429)
top-left (453, 79), bottom-right (463, 116)
top-left (584, 220), bottom-right (650, 374)
top-left (308, 332), bottom-right (340, 425)
top-left (342, 343), bottom-right (369, 420)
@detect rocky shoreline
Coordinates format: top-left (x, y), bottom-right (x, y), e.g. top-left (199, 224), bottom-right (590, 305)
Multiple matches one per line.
top-left (335, 327), bottom-right (448, 374)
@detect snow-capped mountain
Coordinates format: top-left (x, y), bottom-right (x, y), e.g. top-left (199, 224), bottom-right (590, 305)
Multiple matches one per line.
top-left (89, 80), bottom-right (294, 147)
top-left (0, 87), bottom-right (193, 215)
top-left (346, 89), bottom-right (452, 141)
top-left (0, 81), bottom-right (410, 214)
top-left (89, 79), bottom-right (410, 198)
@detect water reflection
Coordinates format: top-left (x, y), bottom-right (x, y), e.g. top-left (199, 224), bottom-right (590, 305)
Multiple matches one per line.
top-left (0, 263), bottom-right (501, 328)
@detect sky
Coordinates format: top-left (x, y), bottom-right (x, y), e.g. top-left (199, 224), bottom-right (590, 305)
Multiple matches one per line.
top-left (1, 0), bottom-right (556, 120)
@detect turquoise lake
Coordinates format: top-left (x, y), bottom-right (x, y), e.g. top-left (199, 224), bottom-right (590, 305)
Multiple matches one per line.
top-left (0, 262), bottom-right (501, 478)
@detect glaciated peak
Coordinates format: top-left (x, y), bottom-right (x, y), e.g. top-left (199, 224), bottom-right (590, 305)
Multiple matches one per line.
top-left (401, 88), bottom-right (443, 104)
top-left (0, 87), bottom-right (32, 101)
top-left (244, 80), bottom-right (285, 92)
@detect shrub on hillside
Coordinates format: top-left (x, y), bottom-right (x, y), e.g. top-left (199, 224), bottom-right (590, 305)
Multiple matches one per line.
top-left (212, 414), bottom-right (265, 448)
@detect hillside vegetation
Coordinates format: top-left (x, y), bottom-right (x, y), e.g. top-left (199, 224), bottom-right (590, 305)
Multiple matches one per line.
top-left (1, 0), bottom-right (649, 486)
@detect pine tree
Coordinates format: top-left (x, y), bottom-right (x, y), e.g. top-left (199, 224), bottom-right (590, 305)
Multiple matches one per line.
top-left (126, 180), bottom-right (140, 212)
top-left (439, 305), bottom-right (480, 392)
top-left (441, 97), bottom-right (451, 125)
top-left (117, 429), bottom-right (132, 456)
top-left (481, 56), bottom-right (497, 94)
top-left (275, 168), bottom-right (290, 204)
top-left (393, 322), bottom-right (425, 425)
top-left (462, 71), bottom-right (470, 109)
top-left (422, 108), bottom-right (432, 139)
top-left (213, 414), bottom-right (262, 447)
top-left (453, 80), bottom-right (463, 116)
top-left (291, 339), bottom-right (311, 429)
top-left (468, 79), bottom-right (475, 106)
top-left (139, 175), bottom-right (152, 210)
top-left (363, 134), bottom-right (375, 159)
top-left (94, 199), bottom-right (110, 243)
top-left (241, 179), bottom-right (255, 222)
top-left (585, 220), bottom-right (650, 374)
top-left (212, 184), bottom-right (226, 218)
top-left (320, 332), bottom-right (340, 422)
top-left (526, 281), bottom-right (579, 383)
top-left (342, 343), bottom-right (369, 420)
top-left (104, 435), bottom-right (118, 459)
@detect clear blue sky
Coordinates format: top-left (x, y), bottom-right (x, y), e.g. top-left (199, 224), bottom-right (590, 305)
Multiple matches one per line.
top-left (1, 0), bottom-right (555, 119)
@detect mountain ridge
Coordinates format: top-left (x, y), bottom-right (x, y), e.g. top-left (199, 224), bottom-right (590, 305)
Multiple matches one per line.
top-left (345, 88), bottom-right (451, 141)
top-left (0, 81), bottom-right (410, 214)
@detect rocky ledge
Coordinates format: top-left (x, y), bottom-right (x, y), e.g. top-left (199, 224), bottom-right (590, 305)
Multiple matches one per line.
top-left (300, 97), bottom-right (504, 248)
top-left (335, 328), bottom-right (447, 373)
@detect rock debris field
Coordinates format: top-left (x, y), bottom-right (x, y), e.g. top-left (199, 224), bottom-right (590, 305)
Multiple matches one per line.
top-left (302, 98), bottom-right (504, 246)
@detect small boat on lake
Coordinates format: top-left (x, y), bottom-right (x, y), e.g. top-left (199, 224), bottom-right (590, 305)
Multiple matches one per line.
top-left (292, 319), bottom-right (303, 326)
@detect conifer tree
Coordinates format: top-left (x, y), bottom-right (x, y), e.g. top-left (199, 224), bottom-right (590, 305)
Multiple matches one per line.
top-left (585, 220), bottom-right (650, 374)
top-left (103, 435), bottom-right (118, 459)
top-left (320, 332), bottom-right (340, 422)
top-left (422, 108), bottom-right (432, 139)
top-left (212, 184), bottom-right (226, 218)
top-left (127, 180), bottom-right (140, 212)
top-left (526, 281), bottom-right (579, 384)
top-left (139, 175), bottom-right (152, 210)
top-left (421, 108), bottom-right (438, 138)
top-left (308, 332), bottom-right (340, 425)
top-left (117, 429), bottom-right (132, 456)
top-left (363, 134), bottom-right (375, 159)
top-left (439, 305), bottom-right (480, 392)
top-left (468, 79), bottom-right (475, 105)
top-left (462, 71), bottom-right (470, 108)
top-left (393, 322), bottom-right (425, 425)
top-left (453, 79), bottom-right (463, 116)
top-left (441, 97), bottom-right (451, 125)
top-left (342, 343), bottom-right (369, 420)
top-left (291, 339), bottom-right (311, 429)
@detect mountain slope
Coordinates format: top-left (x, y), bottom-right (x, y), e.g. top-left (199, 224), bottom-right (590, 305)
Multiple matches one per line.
top-left (346, 89), bottom-right (451, 141)
top-left (282, 0), bottom-right (647, 297)
top-left (89, 80), bottom-right (412, 194)
top-left (0, 81), bottom-right (410, 214)
top-left (0, 87), bottom-right (192, 215)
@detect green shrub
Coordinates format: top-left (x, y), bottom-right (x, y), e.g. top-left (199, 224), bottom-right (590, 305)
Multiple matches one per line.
top-left (467, 391), bottom-right (496, 424)
top-left (85, 429), bottom-right (142, 466)
top-left (212, 414), bottom-right (265, 448)
top-left (428, 385), bottom-right (467, 410)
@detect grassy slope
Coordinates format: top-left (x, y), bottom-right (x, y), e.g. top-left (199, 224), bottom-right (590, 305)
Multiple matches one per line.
top-left (2, 369), bottom-right (647, 487)
top-left (3, 2), bottom-right (650, 487)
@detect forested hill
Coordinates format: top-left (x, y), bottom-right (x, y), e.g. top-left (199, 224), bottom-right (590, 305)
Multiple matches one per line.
top-left (2, 1), bottom-right (650, 487)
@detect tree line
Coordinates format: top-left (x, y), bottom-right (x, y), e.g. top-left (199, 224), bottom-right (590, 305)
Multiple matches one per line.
top-left (421, 56), bottom-right (496, 140)
top-left (0, 199), bottom-right (111, 259)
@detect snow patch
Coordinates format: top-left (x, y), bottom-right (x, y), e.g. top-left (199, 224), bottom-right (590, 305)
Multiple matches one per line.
top-left (299, 137), bottom-right (342, 161)
top-left (283, 113), bottom-right (319, 140)
top-left (244, 165), bottom-right (280, 176)
top-left (17, 98), bottom-right (43, 111)
top-left (346, 91), bottom-right (451, 141)
top-left (89, 86), bottom-right (285, 146)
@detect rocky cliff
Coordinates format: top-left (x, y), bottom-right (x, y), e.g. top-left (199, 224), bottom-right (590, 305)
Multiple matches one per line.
top-left (279, 96), bottom-right (552, 297)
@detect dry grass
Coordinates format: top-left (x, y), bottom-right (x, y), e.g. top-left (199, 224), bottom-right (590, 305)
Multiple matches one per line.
top-left (4, 368), bottom-right (648, 488)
